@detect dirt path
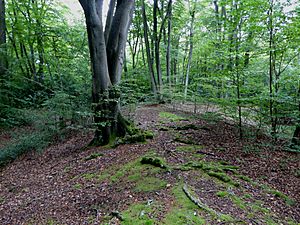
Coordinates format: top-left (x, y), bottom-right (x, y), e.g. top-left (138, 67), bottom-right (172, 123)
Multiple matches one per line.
top-left (0, 105), bottom-right (299, 224)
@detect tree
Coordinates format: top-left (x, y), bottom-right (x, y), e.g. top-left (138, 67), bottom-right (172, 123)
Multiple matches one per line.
top-left (0, 0), bottom-right (7, 77)
top-left (141, 0), bottom-right (157, 95)
top-left (184, 1), bottom-right (195, 99)
top-left (79, 0), bottom-right (135, 145)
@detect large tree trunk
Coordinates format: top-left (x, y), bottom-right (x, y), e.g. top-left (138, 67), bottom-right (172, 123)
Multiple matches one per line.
top-left (79, 0), bottom-right (134, 146)
top-left (0, 0), bottom-right (7, 77)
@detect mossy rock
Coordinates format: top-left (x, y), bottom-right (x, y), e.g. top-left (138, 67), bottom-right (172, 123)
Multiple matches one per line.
top-left (141, 156), bottom-right (167, 169)
top-left (114, 133), bottom-right (146, 146)
top-left (114, 130), bottom-right (153, 147)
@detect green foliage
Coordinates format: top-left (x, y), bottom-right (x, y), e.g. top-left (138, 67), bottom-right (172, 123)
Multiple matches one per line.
top-left (0, 89), bottom-right (91, 167)
top-left (0, 109), bottom-right (63, 167)
top-left (120, 78), bottom-right (151, 106)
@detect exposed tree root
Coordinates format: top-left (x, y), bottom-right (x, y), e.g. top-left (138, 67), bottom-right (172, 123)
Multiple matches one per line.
top-left (110, 211), bottom-right (124, 221)
top-left (182, 183), bottom-right (221, 216)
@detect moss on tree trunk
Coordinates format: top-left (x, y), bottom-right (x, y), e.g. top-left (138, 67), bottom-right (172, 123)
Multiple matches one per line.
top-left (90, 88), bottom-right (148, 147)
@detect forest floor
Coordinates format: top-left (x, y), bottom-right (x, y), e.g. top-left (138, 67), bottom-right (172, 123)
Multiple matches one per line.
top-left (0, 104), bottom-right (299, 224)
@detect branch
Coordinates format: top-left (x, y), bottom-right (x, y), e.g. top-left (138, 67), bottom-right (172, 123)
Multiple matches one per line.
top-left (279, 51), bottom-right (300, 75)
top-left (158, 0), bottom-right (172, 43)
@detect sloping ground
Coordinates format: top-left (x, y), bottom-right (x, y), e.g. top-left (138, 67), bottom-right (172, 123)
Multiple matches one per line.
top-left (0, 105), bottom-right (299, 224)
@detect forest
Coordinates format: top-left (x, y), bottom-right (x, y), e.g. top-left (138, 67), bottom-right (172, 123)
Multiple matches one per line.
top-left (0, 0), bottom-right (299, 224)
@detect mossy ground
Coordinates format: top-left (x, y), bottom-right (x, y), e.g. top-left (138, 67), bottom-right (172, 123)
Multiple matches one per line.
top-left (1, 105), bottom-right (299, 224)
top-left (159, 112), bottom-right (186, 122)
top-left (164, 185), bottom-right (206, 225)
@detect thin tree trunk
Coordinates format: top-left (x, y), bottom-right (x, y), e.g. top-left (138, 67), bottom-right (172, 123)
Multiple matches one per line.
top-left (291, 85), bottom-right (300, 147)
top-left (106, 0), bottom-right (134, 85)
top-left (184, 8), bottom-right (195, 99)
top-left (142, 0), bottom-right (157, 94)
top-left (268, 0), bottom-right (276, 137)
top-left (104, 0), bottom-right (116, 44)
top-left (153, 0), bottom-right (163, 98)
top-left (166, 0), bottom-right (172, 89)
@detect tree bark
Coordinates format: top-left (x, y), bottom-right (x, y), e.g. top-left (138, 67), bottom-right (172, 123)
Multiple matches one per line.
top-left (153, 0), bottom-right (163, 98)
top-left (291, 87), bottom-right (300, 147)
top-left (106, 0), bottom-right (134, 85)
top-left (166, 0), bottom-right (172, 89)
top-left (79, 0), bottom-right (135, 145)
top-left (142, 0), bottom-right (157, 94)
top-left (268, 0), bottom-right (277, 137)
top-left (184, 8), bottom-right (195, 99)
top-left (104, 0), bottom-right (116, 44)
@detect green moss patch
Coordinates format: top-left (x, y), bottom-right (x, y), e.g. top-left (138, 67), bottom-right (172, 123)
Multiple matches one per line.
top-left (134, 176), bottom-right (167, 192)
top-left (180, 161), bottom-right (240, 187)
top-left (141, 156), bottom-right (167, 169)
top-left (73, 183), bottom-right (82, 190)
top-left (159, 112), bottom-right (185, 122)
top-left (121, 203), bottom-right (158, 225)
top-left (164, 185), bottom-right (206, 225)
top-left (236, 175), bottom-right (252, 182)
top-left (79, 155), bottom-right (162, 184)
top-left (216, 191), bottom-right (229, 198)
top-left (207, 171), bottom-right (231, 183)
top-left (250, 201), bottom-right (269, 214)
top-left (231, 196), bottom-right (247, 210)
top-left (174, 136), bottom-right (195, 145)
top-left (176, 145), bottom-right (204, 153)
top-left (269, 190), bottom-right (295, 206)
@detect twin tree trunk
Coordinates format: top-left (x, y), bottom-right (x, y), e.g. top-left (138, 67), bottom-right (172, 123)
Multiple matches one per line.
top-left (79, 0), bottom-right (134, 145)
